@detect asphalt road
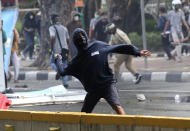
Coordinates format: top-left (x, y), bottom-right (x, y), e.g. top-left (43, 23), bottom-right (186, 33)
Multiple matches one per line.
top-left (8, 80), bottom-right (190, 118)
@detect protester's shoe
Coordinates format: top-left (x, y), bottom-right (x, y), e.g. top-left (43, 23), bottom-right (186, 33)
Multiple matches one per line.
top-left (6, 88), bottom-right (14, 93)
top-left (55, 72), bottom-right (61, 80)
top-left (21, 51), bottom-right (26, 60)
top-left (133, 73), bottom-right (142, 84)
top-left (2, 88), bottom-right (14, 94)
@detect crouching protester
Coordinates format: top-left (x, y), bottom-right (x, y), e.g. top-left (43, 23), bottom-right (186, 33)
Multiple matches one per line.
top-left (54, 28), bottom-right (151, 115)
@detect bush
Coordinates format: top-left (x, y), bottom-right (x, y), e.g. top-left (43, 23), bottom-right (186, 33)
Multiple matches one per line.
top-left (146, 32), bottom-right (162, 51)
top-left (128, 32), bottom-right (142, 49)
top-left (146, 19), bottom-right (157, 33)
top-left (128, 32), bottom-right (162, 51)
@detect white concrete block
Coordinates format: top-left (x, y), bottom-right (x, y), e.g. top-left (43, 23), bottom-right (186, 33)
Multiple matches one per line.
top-left (121, 72), bottom-right (133, 81)
top-left (48, 72), bottom-right (56, 80)
top-left (25, 71), bottom-right (38, 80)
top-left (181, 72), bottom-right (190, 82)
top-left (151, 72), bottom-right (167, 81)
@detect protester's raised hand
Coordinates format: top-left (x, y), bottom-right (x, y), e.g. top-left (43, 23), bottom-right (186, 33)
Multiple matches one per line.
top-left (140, 50), bottom-right (151, 57)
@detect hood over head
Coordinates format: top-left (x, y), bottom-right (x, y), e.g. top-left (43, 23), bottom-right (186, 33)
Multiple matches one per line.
top-left (72, 28), bottom-right (88, 52)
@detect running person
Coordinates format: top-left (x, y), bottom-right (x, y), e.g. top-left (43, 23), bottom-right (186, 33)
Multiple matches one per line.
top-left (105, 23), bottom-right (142, 84)
top-left (54, 28), bottom-right (151, 115)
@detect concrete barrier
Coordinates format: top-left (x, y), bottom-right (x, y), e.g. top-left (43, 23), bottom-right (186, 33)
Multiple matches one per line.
top-left (0, 110), bottom-right (31, 131)
top-left (81, 113), bottom-right (190, 131)
top-left (1, 110), bottom-right (190, 131)
top-left (31, 112), bottom-right (82, 131)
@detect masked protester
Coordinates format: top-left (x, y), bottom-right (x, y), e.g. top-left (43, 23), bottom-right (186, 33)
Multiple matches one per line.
top-left (21, 11), bottom-right (36, 61)
top-left (156, 7), bottom-right (173, 60)
top-left (181, 1), bottom-right (190, 55)
top-left (54, 28), bottom-right (151, 114)
top-left (89, 9), bottom-right (101, 41)
top-left (164, 0), bottom-right (190, 62)
top-left (94, 12), bottom-right (109, 42)
top-left (67, 11), bottom-right (82, 59)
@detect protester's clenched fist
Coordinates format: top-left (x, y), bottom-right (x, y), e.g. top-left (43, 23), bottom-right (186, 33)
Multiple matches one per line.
top-left (140, 50), bottom-right (151, 57)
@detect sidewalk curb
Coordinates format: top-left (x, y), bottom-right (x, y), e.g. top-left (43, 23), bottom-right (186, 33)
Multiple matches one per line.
top-left (120, 72), bottom-right (190, 82)
top-left (15, 71), bottom-right (190, 82)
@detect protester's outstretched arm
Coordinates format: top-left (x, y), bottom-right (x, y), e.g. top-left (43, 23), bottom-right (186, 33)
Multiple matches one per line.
top-left (106, 44), bottom-right (151, 57)
top-left (106, 44), bottom-right (140, 56)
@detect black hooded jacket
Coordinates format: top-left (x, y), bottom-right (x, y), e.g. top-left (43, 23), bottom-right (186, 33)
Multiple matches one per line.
top-left (55, 28), bottom-right (141, 93)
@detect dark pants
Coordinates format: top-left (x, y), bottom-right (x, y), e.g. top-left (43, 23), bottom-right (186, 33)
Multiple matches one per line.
top-left (182, 45), bottom-right (189, 55)
top-left (162, 35), bottom-right (172, 59)
top-left (23, 31), bottom-right (35, 59)
top-left (81, 83), bottom-right (120, 113)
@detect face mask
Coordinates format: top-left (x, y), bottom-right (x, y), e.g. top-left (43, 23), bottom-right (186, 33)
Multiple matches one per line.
top-left (95, 14), bottom-right (99, 18)
top-left (184, 6), bottom-right (190, 12)
top-left (74, 16), bottom-right (79, 21)
top-left (30, 15), bottom-right (34, 19)
top-left (75, 33), bottom-right (87, 49)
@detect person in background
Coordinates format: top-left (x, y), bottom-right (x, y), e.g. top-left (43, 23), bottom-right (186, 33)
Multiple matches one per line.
top-left (164, 0), bottom-right (190, 62)
top-left (2, 20), bottom-right (6, 57)
top-left (49, 14), bottom-right (70, 88)
top-left (156, 7), bottom-right (173, 60)
top-left (1, 20), bottom-right (7, 89)
top-left (181, 1), bottom-right (190, 55)
top-left (54, 28), bottom-right (151, 114)
top-left (105, 23), bottom-right (142, 84)
top-left (94, 12), bottom-right (109, 42)
top-left (89, 9), bottom-right (101, 42)
top-left (21, 11), bottom-right (36, 61)
top-left (8, 29), bottom-right (20, 83)
top-left (67, 11), bottom-right (82, 59)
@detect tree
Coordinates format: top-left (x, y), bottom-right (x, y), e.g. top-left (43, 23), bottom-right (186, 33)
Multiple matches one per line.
top-left (145, 0), bottom-right (161, 21)
top-left (108, 0), bottom-right (150, 33)
top-left (83, 0), bottom-right (101, 32)
top-left (31, 0), bottom-right (75, 69)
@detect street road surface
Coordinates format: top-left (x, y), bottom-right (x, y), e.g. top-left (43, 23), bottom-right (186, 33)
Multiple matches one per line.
top-left (9, 80), bottom-right (190, 118)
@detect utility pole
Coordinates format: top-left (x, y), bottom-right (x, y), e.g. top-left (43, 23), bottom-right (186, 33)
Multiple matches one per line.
top-left (0, 0), bottom-right (6, 92)
top-left (140, 0), bottom-right (148, 68)
top-left (15, 0), bottom-right (18, 8)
